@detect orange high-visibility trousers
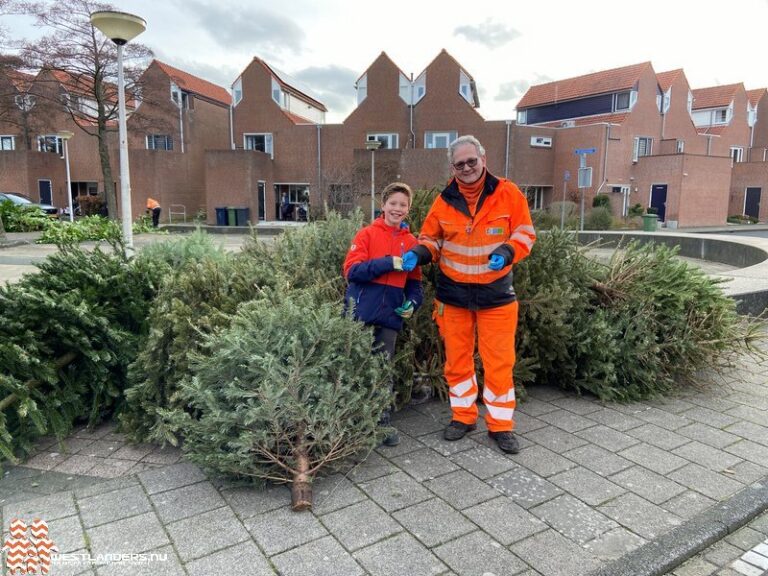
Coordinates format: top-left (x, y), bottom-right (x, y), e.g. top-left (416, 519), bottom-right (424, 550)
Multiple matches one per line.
top-left (434, 300), bottom-right (518, 432)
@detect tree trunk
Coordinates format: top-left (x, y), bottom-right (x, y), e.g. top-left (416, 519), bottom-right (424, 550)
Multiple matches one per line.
top-left (291, 448), bottom-right (312, 511)
top-left (97, 131), bottom-right (117, 220)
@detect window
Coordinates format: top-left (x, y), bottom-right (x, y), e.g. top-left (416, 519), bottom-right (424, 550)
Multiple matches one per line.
top-left (37, 135), bottom-right (63, 156)
top-left (614, 91), bottom-right (631, 111)
top-left (425, 131), bottom-right (457, 149)
top-left (517, 109), bottom-right (527, 125)
top-left (232, 78), bottom-right (243, 106)
top-left (676, 139), bottom-right (685, 154)
top-left (714, 109), bottom-right (728, 124)
top-left (0, 136), bottom-right (14, 150)
top-left (524, 186), bottom-right (545, 210)
top-left (356, 73), bottom-right (367, 105)
top-left (244, 133), bottom-right (273, 158)
top-left (731, 146), bottom-right (744, 164)
top-left (170, 83), bottom-right (188, 109)
top-left (271, 78), bottom-right (285, 107)
top-left (687, 91), bottom-right (693, 114)
top-left (632, 137), bottom-right (653, 162)
top-left (459, 70), bottom-right (473, 105)
top-left (366, 133), bottom-right (398, 149)
top-left (274, 183), bottom-right (310, 220)
top-left (146, 134), bottom-right (173, 150)
top-left (398, 71), bottom-right (426, 105)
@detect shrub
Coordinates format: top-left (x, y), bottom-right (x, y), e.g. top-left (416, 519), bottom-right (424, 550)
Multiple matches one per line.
top-left (592, 194), bottom-right (611, 209)
top-left (78, 195), bottom-right (105, 217)
top-left (628, 203), bottom-right (645, 218)
top-left (584, 206), bottom-right (613, 230)
top-left (37, 216), bottom-right (121, 245)
top-left (0, 201), bottom-right (50, 232)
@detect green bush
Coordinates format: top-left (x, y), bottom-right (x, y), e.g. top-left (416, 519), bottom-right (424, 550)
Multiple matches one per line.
top-left (37, 216), bottom-right (121, 245)
top-left (584, 206), bottom-right (613, 230)
top-left (628, 203), bottom-right (645, 218)
top-left (0, 201), bottom-right (50, 232)
top-left (592, 194), bottom-right (611, 209)
top-left (727, 214), bottom-right (758, 224)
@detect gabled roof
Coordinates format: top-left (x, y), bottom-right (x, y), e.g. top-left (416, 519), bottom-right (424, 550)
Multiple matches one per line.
top-left (282, 109), bottom-right (317, 125)
top-left (517, 62), bottom-right (652, 109)
top-left (6, 69), bottom-right (35, 92)
top-left (355, 51), bottom-right (409, 85)
top-left (747, 88), bottom-right (767, 107)
top-left (656, 69), bottom-right (683, 92)
top-left (537, 111), bottom-right (629, 128)
top-left (154, 60), bottom-right (231, 106)
top-left (691, 83), bottom-right (742, 110)
top-left (254, 57), bottom-right (327, 112)
top-left (697, 125), bottom-right (726, 136)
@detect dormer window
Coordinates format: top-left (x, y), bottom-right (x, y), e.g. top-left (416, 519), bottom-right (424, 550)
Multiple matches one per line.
top-left (271, 78), bottom-right (285, 107)
top-left (613, 91), bottom-right (632, 111)
top-left (398, 71), bottom-right (426, 105)
top-left (232, 78), bottom-right (243, 106)
top-left (459, 70), bottom-right (473, 105)
top-left (356, 74), bottom-right (367, 105)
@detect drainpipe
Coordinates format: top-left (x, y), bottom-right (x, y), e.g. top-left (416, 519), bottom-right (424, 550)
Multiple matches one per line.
top-left (178, 97), bottom-right (185, 153)
top-left (595, 123), bottom-right (610, 194)
top-left (229, 104), bottom-right (235, 150)
top-left (504, 120), bottom-right (512, 179)
top-left (316, 124), bottom-right (322, 208)
top-left (706, 134), bottom-right (712, 156)
top-left (409, 73), bottom-right (415, 149)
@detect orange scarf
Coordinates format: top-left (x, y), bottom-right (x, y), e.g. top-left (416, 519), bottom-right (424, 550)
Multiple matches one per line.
top-left (456, 170), bottom-right (486, 215)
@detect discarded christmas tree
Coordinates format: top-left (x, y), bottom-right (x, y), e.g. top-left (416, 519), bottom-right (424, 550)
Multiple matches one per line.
top-left (161, 286), bottom-right (391, 510)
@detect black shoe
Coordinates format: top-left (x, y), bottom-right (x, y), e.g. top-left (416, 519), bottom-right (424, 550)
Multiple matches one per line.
top-left (489, 431), bottom-right (520, 454)
top-left (444, 420), bottom-right (476, 441)
top-left (381, 431), bottom-right (401, 447)
top-left (408, 386), bottom-right (432, 406)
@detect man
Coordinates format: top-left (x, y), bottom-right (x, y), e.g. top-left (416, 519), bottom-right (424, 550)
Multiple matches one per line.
top-left (401, 135), bottom-right (536, 453)
top-left (146, 197), bottom-right (161, 228)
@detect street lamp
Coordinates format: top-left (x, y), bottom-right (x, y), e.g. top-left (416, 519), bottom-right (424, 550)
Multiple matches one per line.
top-left (58, 130), bottom-right (74, 222)
top-left (90, 10), bottom-right (146, 252)
top-left (365, 139), bottom-right (381, 221)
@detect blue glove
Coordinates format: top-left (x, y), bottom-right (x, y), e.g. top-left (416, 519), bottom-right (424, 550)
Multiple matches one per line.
top-left (488, 254), bottom-right (506, 271)
top-left (394, 299), bottom-right (414, 319)
top-left (401, 251), bottom-right (419, 272)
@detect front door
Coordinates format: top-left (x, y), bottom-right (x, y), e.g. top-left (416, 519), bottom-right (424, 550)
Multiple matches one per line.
top-left (745, 187), bottom-right (761, 219)
top-left (650, 184), bottom-right (667, 222)
top-left (38, 179), bottom-right (52, 205)
top-left (257, 181), bottom-right (266, 221)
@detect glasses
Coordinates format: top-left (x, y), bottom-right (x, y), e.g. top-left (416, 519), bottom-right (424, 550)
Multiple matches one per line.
top-left (452, 157), bottom-right (479, 171)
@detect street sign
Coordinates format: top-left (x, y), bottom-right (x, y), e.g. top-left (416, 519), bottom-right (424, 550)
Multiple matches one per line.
top-left (564, 170), bottom-right (570, 182)
top-left (578, 167), bottom-right (592, 189)
top-left (574, 147), bottom-right (597, 155)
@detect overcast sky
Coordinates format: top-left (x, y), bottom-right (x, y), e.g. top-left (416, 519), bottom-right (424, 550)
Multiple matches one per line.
top-left (6, 0), bottom-right (768, 123)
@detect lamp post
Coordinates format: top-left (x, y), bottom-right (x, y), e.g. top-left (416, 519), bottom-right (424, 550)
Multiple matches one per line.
top-left (90, 10), bottom-right (146, 252)
top-left (58, 130), bottom-right (74, 222)
top-left (365, 139), bottom-right (381, 221)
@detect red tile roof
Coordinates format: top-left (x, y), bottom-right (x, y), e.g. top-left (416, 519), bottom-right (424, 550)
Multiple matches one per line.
top-left (537, 112), bottom-right (629, 128)
top-left (747, 88), bottom-right (767, 107)
top-left (656, 69), bottom-right (683, 92)
top-left (281, 109), bottom-right (317, 125)
top-left (154, 60), bottom-right (231, 106)
top-left (49, 69), bottom-right (128, 107)
top-left (7, 69), bottom-right (34, 92)
top-left (697, 125), bottom-right (726, 136)
top-left (691, 83), bottom-right (742, 110)
top-left (517, 62), bottom-right (652, 109)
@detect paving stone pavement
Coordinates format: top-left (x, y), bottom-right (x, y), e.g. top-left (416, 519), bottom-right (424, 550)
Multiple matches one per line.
top-left (1, 352), bottom-right (767, 576)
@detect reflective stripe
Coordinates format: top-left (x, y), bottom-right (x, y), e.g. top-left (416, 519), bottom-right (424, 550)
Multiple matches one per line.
top-left (485, 404), bottom-right (515, 421)
top-left (514, 224), bottom-right (536, 235)
top-left (441, 256), bottom-right (492, 275)
top-left (450, 376), bottom-right (475, 397)
top-left (450, 392), bottom-right (477, 408)
top-left (421, 238), bottom-right (442, 251)
top-left (510, 232), bottom-right (535, 250)
top-left (483, 387), bottom-right (515, 404)
top-left (443, 240), bottom-right (503, 257)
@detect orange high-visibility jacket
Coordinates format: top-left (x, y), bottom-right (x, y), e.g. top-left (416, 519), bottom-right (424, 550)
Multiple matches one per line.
top-left (412, 172), bottom-right (536, 309)
top-left (146, 198), bottom-right (160, 210)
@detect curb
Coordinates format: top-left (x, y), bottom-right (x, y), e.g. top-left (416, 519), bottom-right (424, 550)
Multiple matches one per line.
top-left (0, 239), bottom-right (32, 250)
top-left (589, 477), bottom-right (768, 576)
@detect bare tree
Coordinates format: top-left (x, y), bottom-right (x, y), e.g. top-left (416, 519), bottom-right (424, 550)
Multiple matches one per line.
top-left (18, 0), bottom-right (152, 219)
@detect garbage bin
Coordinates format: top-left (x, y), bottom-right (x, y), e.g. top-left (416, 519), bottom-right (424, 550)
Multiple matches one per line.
top-left (234, 207), bottom-right (250, 226)
top-left (642, 214), bottom-right (658, 232)
top-left (215, 207), bottom-right (228, 226)
top-left (227, 207), bottom-right (237, 226)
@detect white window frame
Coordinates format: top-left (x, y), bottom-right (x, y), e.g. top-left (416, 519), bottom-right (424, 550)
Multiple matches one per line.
top-left (525, 186), bottom-right (545, 210)
top-left (425, 131), bottom-right (457, 149)
top-left (517, 109), bottom-right (527, 125)
top-left (356, 74), bottom-right (367, 105)
top-left (232, 77), bottom-right (243, 106)
top-left (632, 137), bottom-right (653, 162)
top-left (366, 133), bottom-right (398, 149)
top-left (0, 135), bottom-right (14, 150)
top-left (676, 139), bottom-right (685, 154)
top-left (271, 78), bottom-right (285, 107)
top-left (146, 134), bottom-right (173, 151)
top-left (244, 133), bottom-right (274, 158)
top-left (459, 70), bottom-right (473, 105)
top-left (714, 108), bottom-right (728, 124)
top-left (731, 146), bottom-right (744, 164)
top-left (614, 91), bottom-right (632, 111)
top-left (687, 90), bottom-right (694, 114)
top-left (274, 183), bottom-right (310, 204)
top-left (37, 135), bottom-right (63, 156)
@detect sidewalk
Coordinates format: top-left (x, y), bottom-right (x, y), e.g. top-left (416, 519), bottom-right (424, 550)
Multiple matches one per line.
top-left (1, 354), bottom-right (767, 576)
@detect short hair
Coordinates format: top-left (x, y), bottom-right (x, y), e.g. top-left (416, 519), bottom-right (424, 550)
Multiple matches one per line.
top-left (381, 182), bottom-right (413, 204)
top-left (448, 135), bottom-right (485, 164)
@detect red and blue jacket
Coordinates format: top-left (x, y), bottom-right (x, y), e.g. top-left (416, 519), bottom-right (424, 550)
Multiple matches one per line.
top-left (343, 217), bottom-right (423, 331)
